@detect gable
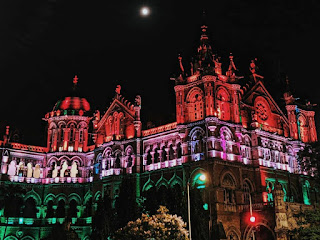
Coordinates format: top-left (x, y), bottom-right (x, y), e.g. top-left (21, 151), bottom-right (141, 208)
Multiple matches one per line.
top-left (241, 80), bottom-right (288, 124)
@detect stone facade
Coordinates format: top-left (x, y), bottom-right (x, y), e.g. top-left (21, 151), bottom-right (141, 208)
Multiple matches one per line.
top-left (0, 24), bottom-right (318, 240)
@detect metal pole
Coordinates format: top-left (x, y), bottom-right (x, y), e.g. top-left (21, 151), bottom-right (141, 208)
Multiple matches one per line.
top-left (249, 194), bottom-right (255, 240)
top-left (187, 182), bottom-right (192, 240)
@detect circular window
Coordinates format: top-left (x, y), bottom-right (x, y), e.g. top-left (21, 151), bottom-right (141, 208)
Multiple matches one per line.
top-left (256, 101), bottom-right (268, 120)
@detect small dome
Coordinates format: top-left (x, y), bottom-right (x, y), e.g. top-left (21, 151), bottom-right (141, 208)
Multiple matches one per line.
top-left (54, 96), bottom-right (90, 112)
top-left (46, 96), bottom-right (91, 118)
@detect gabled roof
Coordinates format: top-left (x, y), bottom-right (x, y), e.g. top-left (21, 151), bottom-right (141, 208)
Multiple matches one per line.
top-left (96, 94), bottom-right (135, 132)
top-left (241, 80), bottom-right (289, 124)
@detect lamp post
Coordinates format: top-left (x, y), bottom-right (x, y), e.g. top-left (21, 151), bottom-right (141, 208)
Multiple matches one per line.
top-left (187, 181), bottom-right (192, 240)
top-left (249, 193), bottom-right (255, 240)
top-left (187, 173), bottom-right (206, 240)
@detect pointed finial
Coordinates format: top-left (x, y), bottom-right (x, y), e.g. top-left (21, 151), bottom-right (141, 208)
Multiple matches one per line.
top-left (178, 54), bottom-right (184, 73)
top-left (73, 75), bottom-right (78, 85)
top-left (115, 85), bottom-right (121, 95)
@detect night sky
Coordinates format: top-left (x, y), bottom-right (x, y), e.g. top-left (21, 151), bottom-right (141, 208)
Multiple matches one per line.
top-left (0, 0), bottom-right (319, 146)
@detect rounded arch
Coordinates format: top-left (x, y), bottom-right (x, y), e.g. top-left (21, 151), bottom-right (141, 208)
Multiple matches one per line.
top-left (48, 122), bottom-right (57, 130)
top-left (25, 189), bottom-right (42, 206)
top-left (189, 126), bottom-right (205, 138)
top-left (59, 156), bottom-right (71, 164)
top-left (4, 236), bottom-right (18, 240)
top-left (186, 86), bottom-right (204, 103)
top-left (70, 156), bottom-right (83, 167)
top-left (125, 145), bottom-right (134, 155)
top-left (244, 222), bottom-right (276, 240)
top-left (47, 156), bottom-right (59, 167)
top-left (77, 121), bottom-right (88, 129)
top-left (102, 147), bottom-right (113, 157)
top-left (186, 87), bottom-right (205, 122)
top-left (21, 236), bottom-right (35, 240)
top-left (242, 134), bottom-right (251, 146)
top-left (216, 86), bottom-right (230, 101)
top-left (56, 193), bottom-right (68, 205)
top-left (68, 193), bottom-right (82, 205)
top-left (219, 126), bottom-right (234, 141)
top-left (58, 121), bottom-right (67, 128)
top-left (67, 121), bottom-right (77, 128)
top-left (44, 193), bottom-right (56, 205)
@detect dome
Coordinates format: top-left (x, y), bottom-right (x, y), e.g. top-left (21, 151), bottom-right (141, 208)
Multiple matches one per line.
top-left (54, 96), bottom-right (90, 112)
top-left (45, 96), bottom-right (91, 118)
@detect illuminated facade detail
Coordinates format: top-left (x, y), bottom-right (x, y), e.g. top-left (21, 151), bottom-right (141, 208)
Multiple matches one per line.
top-left (0, 24), bottom-right (318, 240)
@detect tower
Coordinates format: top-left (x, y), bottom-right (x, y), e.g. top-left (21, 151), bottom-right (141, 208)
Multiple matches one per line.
top-left (173, 25), bottom-right (242, 125)
top-left (44, 76), bottom-right (92, 152)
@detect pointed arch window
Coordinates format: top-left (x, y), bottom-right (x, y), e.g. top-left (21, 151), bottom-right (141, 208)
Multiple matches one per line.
top-left (216, 87), bottom-right (231, 121)
top-left (186, 88), bottom-right (204, 122)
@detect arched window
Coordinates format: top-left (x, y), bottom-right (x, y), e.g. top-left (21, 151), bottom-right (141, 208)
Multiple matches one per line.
top-left (68, 199), bottom-right (78, 218)
top-left (56, 199), bottom-right (66, 218)
top-left (115, 153), bottom-right (121, 168)
top-left (186, 88), bottom-right (204, 122)
top-left (222, 173), bottom-right (236, 204)
top-left (191, 131), bottom-right (204, 154)
top-left (216, 87), bottom-right (230, 121)
top-left (298, 115), bottom-right (309, 142)
top-left (147, 150), bottom-right (152, 165)
top-left (176, 143), bottom-right (182, 158)
top-left (169, 145), bottom-right (175, 160)
top-left (227, 231), bottom-right (239, 240)
top-left (154, 148), bottom-right (159, 163)
top-left (46, 200), bottom-right (54, 218)
top-left (161, 146), bottom-right (167, 161)
top-left (243, 180), bottom-right (253, 204)
top-left (23, 197), bottom-right (37, 218)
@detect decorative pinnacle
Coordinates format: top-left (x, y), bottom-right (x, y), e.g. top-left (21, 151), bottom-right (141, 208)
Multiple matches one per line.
top-left (73, 75), bottom-right (78, 85)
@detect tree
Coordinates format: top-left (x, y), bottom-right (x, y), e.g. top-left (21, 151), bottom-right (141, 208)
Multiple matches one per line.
top-left (290, 209), bottom-right (320, 240)
top-left (115, 176), bottom-right (141, 229)
top-left (42, 220), bottom-right (80, 240)
top-left (297, 141), bottom-right (320, 184)
top-left (113, 206), bottom-right (189, 240)
top-left (91, 194), bottom-right (116, 240)
top-left (0, 183), bottom-right (26, 217)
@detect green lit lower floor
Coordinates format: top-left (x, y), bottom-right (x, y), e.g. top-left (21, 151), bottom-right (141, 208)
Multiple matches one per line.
top-left (0, 217), bottom-right (92, 240)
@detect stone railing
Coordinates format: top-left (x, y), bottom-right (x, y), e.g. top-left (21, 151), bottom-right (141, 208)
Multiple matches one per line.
top-left (10, 142), bottom-right (47, 153)
top-left (142, 122), bottom-right (177, 137)
top-left (0, 216), bottom-right (92, 225)
top-left (9, 176), bottom-right (93, 184)
top-left (144, 159), bottom-right (182, 172)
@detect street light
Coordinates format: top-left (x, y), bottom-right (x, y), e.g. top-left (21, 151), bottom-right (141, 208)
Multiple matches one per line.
top-left (187, 173), bottom-right (206, 240)
top-left (249, 193), bottom-right (255, 240)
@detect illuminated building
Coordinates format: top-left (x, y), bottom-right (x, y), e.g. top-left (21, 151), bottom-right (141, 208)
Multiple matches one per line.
top-left (0, 24), bottom-right (318, 240)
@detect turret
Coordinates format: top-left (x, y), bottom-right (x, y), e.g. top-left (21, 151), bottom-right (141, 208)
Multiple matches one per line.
top-left (43, 76), bottom-right (92, 152)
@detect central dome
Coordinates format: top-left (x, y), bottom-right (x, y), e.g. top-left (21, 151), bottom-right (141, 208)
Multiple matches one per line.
top-left (53, 96), bottom-right (90, 112)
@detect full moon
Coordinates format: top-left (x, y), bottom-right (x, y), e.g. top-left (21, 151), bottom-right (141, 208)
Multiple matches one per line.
top-left (140, 6), bottom-right (150, 16)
